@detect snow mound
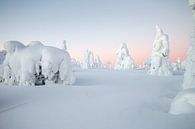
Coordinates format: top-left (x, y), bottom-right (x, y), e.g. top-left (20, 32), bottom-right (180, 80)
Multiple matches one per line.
top-left (115, 43), bottom-right (134, 70)
top-left (169, 89), bottom-right (195, 115)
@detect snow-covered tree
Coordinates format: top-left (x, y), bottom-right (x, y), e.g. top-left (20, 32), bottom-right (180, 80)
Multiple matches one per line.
top-left (82, 50), bottom-right (94, 69)
top-left (115, 43), bottom-right (134, 70)
top-left (171, 58), bottom-right (184, 72)
top-left (63, 40), bottom-right (67, 50)
top-left (148, 25), bottom-right (172, 76)
top-left (0, 50), bottom-right (6, 64)
top-left (71, 58), bottom-right (81, 69)
top-left (82, 50), bottom-right (103, 69)
top-left (94, 55), bottom-right (103, 68)
top-left (169, 0), bottom-right (195, 115)
top-left (1, 41), bottom-right (75, 86)
top-left (144, 57), bottom-right (151, 70)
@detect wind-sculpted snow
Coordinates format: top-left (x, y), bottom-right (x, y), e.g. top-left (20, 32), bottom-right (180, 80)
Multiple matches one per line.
top-left (1, 41), bottom-right (75, 86)
top-left (169, 89), bottom-right (195, 114)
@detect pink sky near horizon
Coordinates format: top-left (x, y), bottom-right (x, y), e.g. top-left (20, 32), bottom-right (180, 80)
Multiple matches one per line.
top-left (68, 40), bottom-right (188, 66)
top-left (0, 36), bottom-right (189, 66)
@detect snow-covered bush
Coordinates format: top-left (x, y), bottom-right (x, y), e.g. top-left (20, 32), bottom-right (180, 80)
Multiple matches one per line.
top-left (148, 25), bottom-right (172, 76)
top-left (115, 43), bottom-right (134, 70)
top-left (169, 89), bottom-right (195, 115)
top-left (2, 41), bottom-right (75, 86)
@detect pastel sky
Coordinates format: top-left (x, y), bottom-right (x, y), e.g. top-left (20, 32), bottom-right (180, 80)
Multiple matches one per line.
top-left (0, 0), bottom-right (193, 65)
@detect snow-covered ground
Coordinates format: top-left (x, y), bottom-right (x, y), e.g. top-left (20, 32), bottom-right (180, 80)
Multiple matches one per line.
top-left (0, 69), bottom-right (195, 129)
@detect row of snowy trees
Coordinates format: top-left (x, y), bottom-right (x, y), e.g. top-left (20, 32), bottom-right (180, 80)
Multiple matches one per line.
top-left (81, 50), bottom-right (103, 69)
top-left (79, 25), bottom-right (185, 75)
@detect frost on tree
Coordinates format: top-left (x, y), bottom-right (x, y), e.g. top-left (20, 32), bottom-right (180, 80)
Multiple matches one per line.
top-left (171, 58), bottom-right (184, 72)
top-left (0, 50), bottom-right (6, 64)
top-left (1, 41), bottom-right (75, 86)
top-left (169, 0), bottom-right (195, 115)
top-left (115, 43), bottom-right (134, 70)
top-left (82, 50), bottom-right (94, 69)
top-left (62, 40), bottom-right (67, 50)
top-left (94, 55), bottom-right (103, 68)
top-left (71, 58), bottom-right (81, 68)
top-left (144, 57), bottom-right (151, 70)
top-left (82, 50), bottom-right (103, 69)
top-left (148, 25), bottom-right (172, 76)
top-left (182, 0), bottom-right (195, 89)
top-left (0, 50), bottom-right (6, 82)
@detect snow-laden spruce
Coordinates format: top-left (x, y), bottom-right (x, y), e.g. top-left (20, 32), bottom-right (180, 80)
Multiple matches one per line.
top-left (115, 43), bottom-right (134, 70)
top-left (148, 25), bottom-right (172, 76)
top-left (82, 49), bottom-right (103, 69)
top-left (2, 41), bottom-right (75, 86)
top-left (182, 0), bottom-right (195, 90)
top-left (169, 0), bottom-right (195, 115)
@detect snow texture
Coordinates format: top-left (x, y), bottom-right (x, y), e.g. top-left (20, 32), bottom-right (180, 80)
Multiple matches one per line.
top-left (115, 43), bottom-right (134, 70)
top-left (169, 89), bottom-right (195, 115)
top-left (2, 41), bottom-right (75, 86)
top-left (169, 1), bottom-right (195, 115)
top-left (0, 69), bottom-right (194, 129)
top-left (148, 25), bottom-right (172, 76)
top-left (0, 50), bottom-right (6, 64)
top-left (182, 1), bottom-right (195, 89)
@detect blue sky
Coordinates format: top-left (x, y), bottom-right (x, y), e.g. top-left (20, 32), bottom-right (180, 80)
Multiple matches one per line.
top-left (0, 0), bottom-right (193, 64)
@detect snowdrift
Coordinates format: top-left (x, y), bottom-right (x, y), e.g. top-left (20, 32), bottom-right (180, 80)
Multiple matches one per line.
top-left (169, 89), bottom-right (195, 115)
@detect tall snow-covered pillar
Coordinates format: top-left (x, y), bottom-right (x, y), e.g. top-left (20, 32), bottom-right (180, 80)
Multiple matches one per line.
top-left (182, 0), bottom-right (195, 89)
top-left (169, 0), bottom-right (195, 115)
top-left (149, 25), bottom-right (171, 76)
